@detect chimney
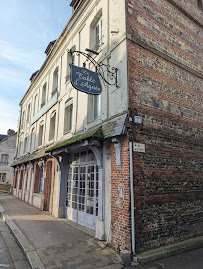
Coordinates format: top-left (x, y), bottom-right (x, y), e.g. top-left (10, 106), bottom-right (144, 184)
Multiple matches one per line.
top-left (7, 129), bottom-right (15, 136)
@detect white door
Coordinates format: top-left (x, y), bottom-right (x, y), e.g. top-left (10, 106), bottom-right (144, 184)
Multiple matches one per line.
top-left (66, 150), bottom-right (98, 230)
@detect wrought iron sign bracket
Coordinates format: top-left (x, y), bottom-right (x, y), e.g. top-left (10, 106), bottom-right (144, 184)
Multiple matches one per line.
top-left (67, 49), bottom-right (118, 87)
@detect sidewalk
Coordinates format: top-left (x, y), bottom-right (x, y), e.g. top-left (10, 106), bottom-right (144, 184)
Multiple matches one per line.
top-left (0, 194), bottom-right (124, 269)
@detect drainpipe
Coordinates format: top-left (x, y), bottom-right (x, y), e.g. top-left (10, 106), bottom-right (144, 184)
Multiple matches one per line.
top-left (129, 141), bottom-right (135, 256)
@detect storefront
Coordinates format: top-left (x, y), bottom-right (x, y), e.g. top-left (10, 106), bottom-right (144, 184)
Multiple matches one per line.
top-left (65, 150), bottom-right (99, 230)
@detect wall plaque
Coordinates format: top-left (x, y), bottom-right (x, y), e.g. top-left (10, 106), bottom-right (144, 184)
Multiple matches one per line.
top-left (133, 142), bottom-right (146, 152)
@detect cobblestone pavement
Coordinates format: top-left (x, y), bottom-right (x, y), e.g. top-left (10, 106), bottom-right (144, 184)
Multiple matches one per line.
top-left (0, 194), bottom-right (122, 269)
top-left (0, 215), bottom-right (30, 269)
top-left (37, 239), bottom-right (121, 269)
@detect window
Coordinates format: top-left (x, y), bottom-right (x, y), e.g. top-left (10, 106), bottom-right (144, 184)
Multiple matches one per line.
top-left (88, 94), bottom-right (101, 122)
top-left (23, 136), bottom-right (28, 154)
top-left (64, 99), bottom-right (73, 133)
top-left (41, 84), bottom-right (47, 108)
top-left (38, 121), bottom-right (44, 146)
top-left (27, 104), bottom-right (31, 123)
top-left (1, 154), bottom-right (8, 164)
top-left (0, 173), bottom-right (6, 182)
top-left (66, 45), bottom-right (76, 82)
top-left (30, 128), bottom-right (36, 152)
top-left (52, 68), bottom-right (59, 96)
top-left (93, 17), bottom-right (102, 51)
top-left (49, 111), bottom-right (56, 140)
top-left (22, 110), bottom-right (25, 128)
top-left (18, 141), bottom-right (22, 156)
top-left (198, 0), bottom-right (203, 10)
top-left (33, 94), bottom-right (38, 115)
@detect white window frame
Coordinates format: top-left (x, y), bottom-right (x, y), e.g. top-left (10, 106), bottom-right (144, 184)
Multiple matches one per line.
top-left (49, 111), bottom-right (56, 140)
top-left (64, 99), bottom-right (73, 133)
top-left (38, 121), bottom-right (44, 146)
top-left (52, 68), bottom-right (59, 96)
top-left (93, 17), bottom-right (102, 51)
top-left (1, 154), bottom-right (8, 164)
top-left (88, 94), bottom-right (101, 122)
top-left (41, 84), bottom-right (47, 108)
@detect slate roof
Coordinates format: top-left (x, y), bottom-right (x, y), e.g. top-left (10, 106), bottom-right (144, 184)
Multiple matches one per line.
top-left (44, 40), bottom-right (57, 55)
top-left (0, 134), bottom-right (8, 141)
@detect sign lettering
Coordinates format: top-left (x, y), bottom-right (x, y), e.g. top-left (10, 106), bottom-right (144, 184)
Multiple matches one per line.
top-left (70, 64), bottom-right (102, 94)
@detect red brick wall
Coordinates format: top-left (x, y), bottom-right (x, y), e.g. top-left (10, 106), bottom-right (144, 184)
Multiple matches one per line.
top-left (111, 136), bottom-right (131, 251)
top-left (126, 0), bottom-right (203, 252)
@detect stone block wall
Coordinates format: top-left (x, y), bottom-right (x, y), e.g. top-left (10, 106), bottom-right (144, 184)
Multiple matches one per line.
top-left (126, 0), bottom-right (203, 252)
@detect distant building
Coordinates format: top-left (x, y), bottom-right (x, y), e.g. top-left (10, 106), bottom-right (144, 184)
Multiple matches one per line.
top-left (11, 0), bottom-right (203, 256)
top-left (0, 130), bottom-right (16, 183)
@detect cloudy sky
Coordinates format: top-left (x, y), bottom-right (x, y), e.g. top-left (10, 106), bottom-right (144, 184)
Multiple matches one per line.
top-left (0, 0), bottom-right (72, 134)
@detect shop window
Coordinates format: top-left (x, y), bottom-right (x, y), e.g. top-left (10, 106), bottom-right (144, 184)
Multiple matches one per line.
top-left (0, 173), bottom-right (6, 182)
top-left (49, 111), bottom-right (56, 140)
top-left (88, 94), bottom-right (101, 122)
top-left (64, 99), bottom-right (73, 133)
top-left (34, 163), bottom-right (44, 193)
top-left (41, 84), bottom-right (47, 108)
top-left (19, 169), bottom-right (23, 189)
top-left (1, 154), bottom-right (8, 165)
top-left (38, 121), bottom-right (44, 146)
top-left (52, 68), bottom-right (59, 96)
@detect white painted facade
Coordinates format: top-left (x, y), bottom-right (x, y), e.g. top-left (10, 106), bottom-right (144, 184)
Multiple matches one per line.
top-left (13, 0), bottom-right (128, 241)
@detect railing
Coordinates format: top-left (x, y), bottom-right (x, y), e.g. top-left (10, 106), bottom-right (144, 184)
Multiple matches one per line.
top-left (92, 38), bottom-right (103, 52)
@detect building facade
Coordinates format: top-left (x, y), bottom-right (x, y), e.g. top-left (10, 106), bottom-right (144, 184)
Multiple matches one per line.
top-left (12, 0), bottom-right (203, 255)
top-left (0, 131), bottom-right (17, 184)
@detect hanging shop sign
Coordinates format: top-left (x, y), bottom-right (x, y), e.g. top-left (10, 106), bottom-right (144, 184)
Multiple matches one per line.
top-left (70, 64), bottom-right (102, 95)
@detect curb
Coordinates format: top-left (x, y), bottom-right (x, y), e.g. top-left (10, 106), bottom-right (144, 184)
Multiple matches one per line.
top-left (0, 205), bottom-right (45, 269)
top-left (137, 235), bottom-right (203, 264)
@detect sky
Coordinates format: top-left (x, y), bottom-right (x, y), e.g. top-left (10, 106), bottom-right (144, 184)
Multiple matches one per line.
top-left (0, 0), bottom-right (72, 135)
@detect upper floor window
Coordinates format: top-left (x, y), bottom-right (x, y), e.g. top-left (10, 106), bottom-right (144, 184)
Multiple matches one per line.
top-left (88, 94), bottom-right (101, 122)
top-left (41, 84), bottom-right (47, 108)
top-left (64, 99), bottom-right (73, 133)
top-left (38, 121), bottom-right (44, 146)
top-left (1, 154), bottom-right (8, 164)
top-left (30, 128), bottom-right (36, 152)
top-left (24, 136), bottom-right (28, 154)
top-left (93, 17), bottom-right (102, 51)
top-left (52, 68), bottom-right (59, 96)
top-left (66, 45), bottom-right (76, 83)
top-left (33, 94), bottom-right (38, 116)
top-left (22, 110), bottom-right (25, 128)
top-left (27, 104), bottom-right (31, 123)
top-left (197, 0), bottom-right (203, 10)
top-left (49, 111), bottom-right (56, 140)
